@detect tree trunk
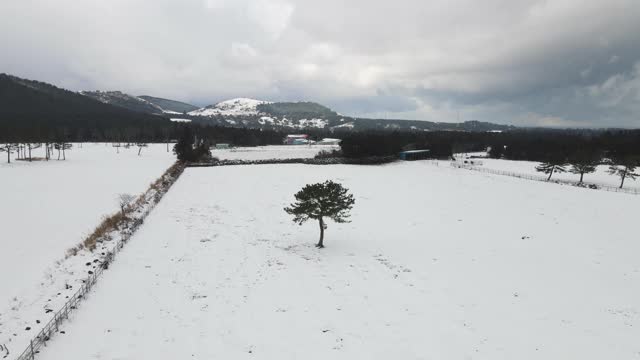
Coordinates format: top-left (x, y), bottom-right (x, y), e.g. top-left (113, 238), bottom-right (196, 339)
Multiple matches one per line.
top-left (620, 169), bottom-right (627, 189)
top-left (579, 171), bottom-right (584, 183)
top-left (6, 148), bottom-right (10, 164)
top-left (547, 166), bottom-right (554, 181)
top-left (63, 146), bottom-right (66, 160)
top-left (138, 147), bottom-right (142, 156)
top-left (28, 144), bottom-right (32, 162)
top-left (317, 217), bottom-right (325, 248)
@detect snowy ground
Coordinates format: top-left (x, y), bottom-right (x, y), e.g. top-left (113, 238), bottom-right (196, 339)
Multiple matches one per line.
top-left (211, 145), bottom-right (339, 161)
top-left (36, 162), bottom-right (639, 359)
top-left (0, 143), bottom-right (174, 355)
top-left (461, 154), bottom-right (640, 190)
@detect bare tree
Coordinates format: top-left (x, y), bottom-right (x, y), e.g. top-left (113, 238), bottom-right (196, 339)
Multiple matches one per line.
top-left (0, 143), bottom-right (18, 163)
top-left (25, 143), bottom-right (42, 162)
top-left (54, 142), bottom-right (72, 160)
top-left (118, 193), bottom-right (136, 215)
top-left (15, 143), bottom-right (26, 160)
top-left (136, 142), bottom-right (148, 156)
top-left (165, 128), bottom-right (172, 152)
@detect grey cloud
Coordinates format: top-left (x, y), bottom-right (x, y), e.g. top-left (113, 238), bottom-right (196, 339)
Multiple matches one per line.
top-left (1, 0), bottom-right (639, 127)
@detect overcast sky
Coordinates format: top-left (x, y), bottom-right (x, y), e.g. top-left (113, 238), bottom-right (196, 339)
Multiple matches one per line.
top-left (1, 0), bottom-right (639, 127)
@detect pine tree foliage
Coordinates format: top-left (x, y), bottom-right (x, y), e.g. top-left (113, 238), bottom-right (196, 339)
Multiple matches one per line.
top-left (607, 155), bottom-right (639, 189)
top-left (284, 181), bottom-right (355, 248)
top-left (536, 159), bottom-right (568, 181)
top-left (569, 150), bottom-right (601, 183)
top-left (173, 127), bottom-right (211, 162)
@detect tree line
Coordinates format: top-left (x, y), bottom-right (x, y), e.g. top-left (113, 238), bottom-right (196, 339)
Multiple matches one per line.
top-left (486, 129), bottom-right (640, 189)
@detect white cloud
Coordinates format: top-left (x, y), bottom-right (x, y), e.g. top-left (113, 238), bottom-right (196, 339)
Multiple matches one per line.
top-left (246, 0), bottom-right (294, 40)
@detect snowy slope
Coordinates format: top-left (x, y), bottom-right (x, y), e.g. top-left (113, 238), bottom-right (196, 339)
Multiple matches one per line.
top-left (80, 91), bottom-right (165, 114)
top-left (0, 144), bottom-right (174, 356)
top-left (189, 98), bottom-right (272, 116)
top-left (138, 95), bottom-right (199, 114)
top-left (36, 162), bottom-right (640, 360)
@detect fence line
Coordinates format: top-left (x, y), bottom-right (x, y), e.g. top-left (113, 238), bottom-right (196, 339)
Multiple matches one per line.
top-left (14, 163), bottom-right (185, 360)
top-left (449, 162), bottom-right (640, 195)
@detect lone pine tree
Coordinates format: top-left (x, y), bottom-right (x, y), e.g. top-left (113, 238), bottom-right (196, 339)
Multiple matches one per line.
top-left (284, 180), bottom-right (355, 248)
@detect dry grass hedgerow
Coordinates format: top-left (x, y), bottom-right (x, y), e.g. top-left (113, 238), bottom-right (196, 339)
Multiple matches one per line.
top-left (66, 162), bottom-right (185, 258)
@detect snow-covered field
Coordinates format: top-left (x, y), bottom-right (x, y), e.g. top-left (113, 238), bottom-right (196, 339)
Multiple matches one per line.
top-left (0, 143), bottom-right (174, 355)
top-left (36, 161), bottom-right (639, 359)
top-left (211, 145), bottom-right (339, 161)
top-left (465, 155), bottom-right (640, 190)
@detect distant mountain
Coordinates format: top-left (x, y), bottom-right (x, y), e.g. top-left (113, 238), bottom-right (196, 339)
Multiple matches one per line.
top-left (257, 102), bottom-right (337, 119)
top-left (0, 74), bottom-right (170, 141)
top-left (138, 95), bottom-right (199, 114)
top-left (0, 72), bottom-right (514, 140)
top-left (187, 98), bottom-right (515, 133)
top-left (81, 91), bottom-right (164, 114)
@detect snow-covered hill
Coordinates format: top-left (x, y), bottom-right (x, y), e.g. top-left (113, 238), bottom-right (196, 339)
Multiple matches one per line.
top-left (78, 88), bottom-right (514, 133)
top-left (81, 91), bottom-right (199, 115)
top-left (80, 91), bottom-right (165, 114)
top-left (187, 99), bottom-right (515, 132)
top-left (189, 98), bottom-right (273, 116)
top-left (138, 95), bottom-right (199, 114)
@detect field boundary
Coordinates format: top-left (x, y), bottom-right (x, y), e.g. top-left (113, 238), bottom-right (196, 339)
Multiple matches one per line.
top-left (450, 162), bottom-right (639, 195)
top-left (13, 162), bottom-right (186, 360)
top-left (188, 156), bottom-right (397, 167)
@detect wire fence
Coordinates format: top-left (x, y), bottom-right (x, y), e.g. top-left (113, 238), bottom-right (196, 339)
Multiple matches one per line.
top-left (449, 162), bottom-right (640, 195)
top-left (14, 227), bottom-right (132, 360)
top-left (13, 163), bottom-right (185, 360)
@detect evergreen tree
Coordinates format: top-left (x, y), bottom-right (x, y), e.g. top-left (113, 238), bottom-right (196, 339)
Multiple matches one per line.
top-left (284, 181), bottom-right (355, 248)
top-left (173, 126), bottom-right (212, 162)
top-left (607, 155), bottom-right (639, 189)
top-left (173, 127), bottom-right (196, 161)
top-left (488, 144), bottom-right (505, 159)
top-left (569, 150), bottom-right (601, 183)
top-left (536, 158), bottom-right (568, 181)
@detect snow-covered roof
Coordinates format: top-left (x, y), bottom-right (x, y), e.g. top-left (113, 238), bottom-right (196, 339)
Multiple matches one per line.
top-left (401, 149), bottom-right (430, 154)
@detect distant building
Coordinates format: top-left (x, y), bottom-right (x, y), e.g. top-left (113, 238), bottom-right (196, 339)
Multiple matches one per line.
top-left (399, 149), bottom-right (431, 161)
top-left (284, 134), bottom-right (309, 145)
